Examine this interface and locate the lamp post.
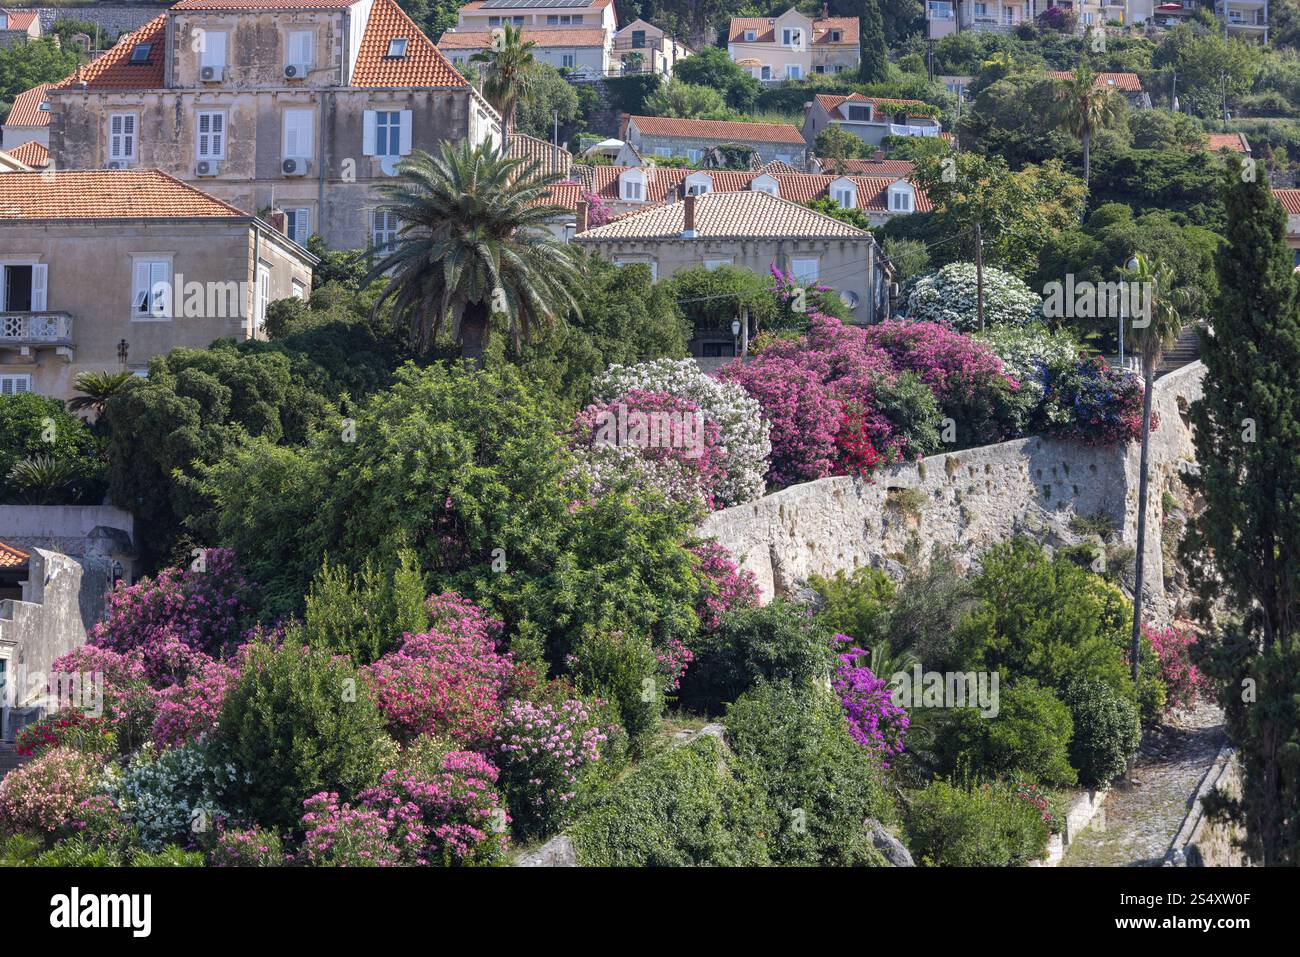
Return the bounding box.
[730,318,741,357]
[116,339,129,366]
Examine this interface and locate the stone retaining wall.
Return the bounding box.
[698,362,1206,623]
[30,5,165,35]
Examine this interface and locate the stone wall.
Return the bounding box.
[0,549,90,718]
[34,6,167,36]
[698,362,1206,623]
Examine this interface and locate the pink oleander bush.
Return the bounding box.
[366,592,515,746]
[656,637,695,693]
[151,657,241,749]
[298,791,401,867]
[68,794,131,847]
[690,541,759,633]
[47,645,155,752]
[355,751,511,866]
[493,697,612,840]
[0,747,101,837]
[570,388,726,511]
[831,635,909,765]
[89,548,255,660]
[1146,623,1210,711]
[213,825,284,867]
[15,711,115,759]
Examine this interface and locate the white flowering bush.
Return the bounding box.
[906,263,1042,331]
[589,359,771,506]
[977,325,1081,404]
[107,742,241,851]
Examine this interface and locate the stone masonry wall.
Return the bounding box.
[698,362,1206,623]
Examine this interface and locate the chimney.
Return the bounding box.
[576,200,588,234]
[822,2,829,19]
[682,193,697,238]
[267,208,287,235]
[872,149,885,163]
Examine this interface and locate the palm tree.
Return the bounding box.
[1053,64,1123,189]
[369,140,582,361]
[470,24,538,139]
[1123,253,1190,683]
[68,369,135,417]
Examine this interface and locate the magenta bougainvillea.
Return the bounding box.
[1145,623,1210,712]
[690,541,759,633]
[366,592,515,746]
[831,635,909,765]
[89,548,254,659]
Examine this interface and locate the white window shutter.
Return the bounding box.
[203,31,226,68]
[31,264,47,311]
[211,113,224,155]
[297,31,314,65]
[133,261,150,312]
[362,110,377,156]
[399,110,412,155]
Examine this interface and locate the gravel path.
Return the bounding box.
[1063,701,1225,867]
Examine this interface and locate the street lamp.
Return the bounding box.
[730,318,741,357]
[116,339,129,366]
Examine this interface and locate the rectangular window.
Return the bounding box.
[744,30,756,41]
[109,113,136,162]
[0,373,32,395]
[686,148,703,163]
[562,54,575,68]
[282,108,313,159]
[285,207,310,245]
[654,147,671,157]
[791,258,819,283]
[631,30,645,48]
[132,258,172,319]
[782,28,802,46]
[200,31,227,69]
[196,110,225,159]
[623,180,643,201]
[847,104,872,122]
[255,264,271,334]
[974,2,988,14]
[292,279,307,299]
[0,263,44,312]
[832,187,855,208]
[363,109,412,157]
[786,64,802,80]
[288,30,314,67]
[760,65,772,80]
[372,209,399,250]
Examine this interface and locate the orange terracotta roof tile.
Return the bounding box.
[4,82,52,128]
[627,115,805,145]
[1047,70,1143,93]
[6,140,48,168]
[353,0,466,87]
[1207,132,1249,153]
[51,15,166,91]
[1,10,39,30]
[834,157,916,176]
[537,181,582,212]
[728,16,859,44]
[0,170,250,219]
[0,541,29,568]
[575,190,870,241]
[759,159,804,175]
[508,132,572,177]
[815,92,931,121]
[1276,188,1300,216]
[459,0,612,10]
[438,26,607,49]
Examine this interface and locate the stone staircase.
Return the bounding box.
[1155,325,1202,378]
[0,742,30,780]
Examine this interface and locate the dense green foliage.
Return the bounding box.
[0,394,105,505]
[903,779,1050,866]
[1061,677,1142,788]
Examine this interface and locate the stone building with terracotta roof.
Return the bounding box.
[574,190,890,337]
[0,170,315,400]
[1,81,52,151]
[802,92,942,149]
[0,8,40,49]
[621,114,808,167]
[4,140,47,169]
[727,7,859,81]
[1277,188,1300,267]
[47,0,502,250]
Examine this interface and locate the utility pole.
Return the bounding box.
[741,306,750,358]
[974,223,985,331]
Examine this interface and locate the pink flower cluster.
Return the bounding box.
[1145,623,1211,712]
[298,791,402,867]
[214,825,284,866]
[69,794,129,846]
[366,592,515,746]
[656,638,695,692]
[831,635,909,765]
[354,751,511,866]
[151,657,240,749]
[0,747,100,836]
[860,320,1019,405]
[690,541,760,633]
[89,549,253,660]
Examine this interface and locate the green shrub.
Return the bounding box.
[0,393,106,505]
[569,735,770,866]
[570,628,663,755]
[0,832,43,865]
[32,838,120,867]
[809,567,895,646]
[903,779,1050,866]
[301,549,430,663]
[1061,677,1141,788]
[213,639,397,830]
[931,681,1077,788]
[681,601,834,713]
[725,682,895,865]
[886,548,979,672]
[130,846,205,866]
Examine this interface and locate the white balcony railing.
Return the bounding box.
[0,312,74,347]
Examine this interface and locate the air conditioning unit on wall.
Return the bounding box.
[282,157,309,176]
[197,159,220,176]
[284,63,308,79]
[200,65,224,82]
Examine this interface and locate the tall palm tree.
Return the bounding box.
[1053,64,1123,189]
[369,140,582,361]
[1124,253,1190,682]
[470,24,539,139]
[68,369,135,418]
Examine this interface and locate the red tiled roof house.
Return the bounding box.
[802,92,942,149]
[622,114,808,167]
[727,7,859,81]
[47,0,502,250]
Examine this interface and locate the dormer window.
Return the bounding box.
[829,30,842,42]
[744,30,757,41]
[38,101,49,112]
[620,168,646,202]
[684,172,712,196]
[129,43,153,65]
[888,181,915,213]
[846,104,872,122]
[782,28,802,47]
[387,38,408,59]
[830,178,857,209]
[750,174,779,196]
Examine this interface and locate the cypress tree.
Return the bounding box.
[858,0,888,84]
[1183,161,1300,864]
